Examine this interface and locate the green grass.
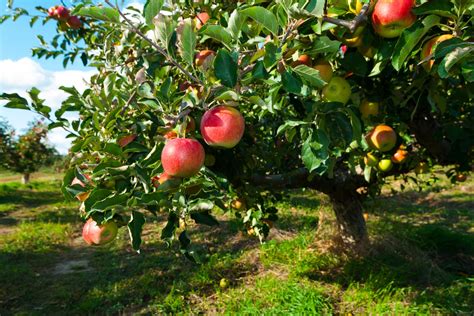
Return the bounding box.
[0,171,473,314]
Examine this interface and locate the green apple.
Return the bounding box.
[322,76,352,105]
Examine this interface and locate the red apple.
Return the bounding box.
[420,34,454,71]
[195,12,210,30]
[152,172,174,188]
[200,105,245,148]
[372,0,416,38]
[47,6,57,18]
[82,218,118,246]
[366,124,397,152]
[195,50,215,67]
[391,148,408,164]
[161,138,205,177]
[292,54,312,67]
[55,6,70,21]
[66,16,82,30]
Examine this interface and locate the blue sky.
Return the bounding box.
[0,0,141,153]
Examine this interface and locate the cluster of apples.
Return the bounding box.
[47,5,82,30]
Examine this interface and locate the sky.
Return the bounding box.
[0,0,142,154]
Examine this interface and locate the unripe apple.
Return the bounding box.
[195,12,210,30]
[292,54,312,67]
[359,99,379,119]
[55,6,70,21]
[200,105,245,148]
[378,159,393,172]
[322,77,352,105]
[313,59,333,83]
[364,153,379,167]
[391,148,408,164]
[372,0,416,38]
[82,218,118,246]
[366,124,397,152]
[161,138,205,177]
[195,50,215,67]
[420,34,454,71]
[66,16,82,30]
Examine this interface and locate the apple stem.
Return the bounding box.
[104,0,203,86]
[322,3,370,34]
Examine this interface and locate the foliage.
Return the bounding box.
[0,118,58,177]
[0,0,473,254]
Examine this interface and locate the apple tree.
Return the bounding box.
[1,0,473,256]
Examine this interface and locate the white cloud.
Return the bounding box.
[0,58,96,154]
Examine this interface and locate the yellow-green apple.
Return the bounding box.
[66,16,82,30]
[313,59,333,83]
[364,153,379,167]
[322,76,352,104]
[195,50,215,67]
[292,54,312,67]
[366,124,397,152]
[161,138,205,177]
[195,12,210,30]
[414,162,429,174]
[378,159,393,172]
[420,34,454,71]
[371,0,416,38]
[82,218,118,246]
[152,172,174,188]
[200,105,245,148]
[359,99,379,119]
[391,148,408,164]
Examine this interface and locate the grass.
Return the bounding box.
[0,170,473,315]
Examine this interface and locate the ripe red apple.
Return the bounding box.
[420,34,454,71]
[456,174,467,182]
[82,218,118,246]
[200,105,245,148]
[292,54,312,67]
[195,50,215,67]
[391,148,408,164]
[366,124,397,152]
[161,138,205,177]
[359,100,379,119]
[313,59,333,83]
[195,12,210,30]
[47,6,57,18]
[55,6,70,21]
[322,76,352,104]
[152,172,174,188]
[372,0,416,38]
[66,16,82,30]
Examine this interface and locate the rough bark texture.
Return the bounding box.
[22,173,30,184]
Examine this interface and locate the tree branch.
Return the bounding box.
[322,3,370,34]
[104,0,202,85]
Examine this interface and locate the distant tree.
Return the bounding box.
[0,119,58,184]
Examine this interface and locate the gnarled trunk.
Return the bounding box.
[329,191,368,248]
[22,173,30,184]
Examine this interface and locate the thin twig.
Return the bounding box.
[322,3,370,33]
[120,89,137,116]
[104,0,202,85]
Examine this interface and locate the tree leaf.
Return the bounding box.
[438,46,474,78]
[144,0,164,26]
[178,19,196,66]
[128,211,145,251]
[227,9,244,40]
[301,130,330,173]
[77,7,119,23]
[0,93,29,110]
[292,64,327,88]
[153,13,176,49]
[241,6,279,36]
[412,0,455,18]
[305,0,325,17]
[202,25,233,49]
[391,15,440,71]
[191,211,219,226]
[214,50,238,88]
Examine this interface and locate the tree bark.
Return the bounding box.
[22,173,30,184]
[329,192,368,248]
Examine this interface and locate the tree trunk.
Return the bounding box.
[329,192,368,248]
[22,173,30,184]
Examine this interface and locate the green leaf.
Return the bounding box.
[144,0,164,26]
[77,7,119,23]
[91,193,129,212]
[154,13,176,49]
[104,143,123,156]
[161,213,178,241]
[282,70,303,94]
[341,52,368,76]
[412,0,455,18]
[301,130,330,173]
[292,64,327,88]
[0,92,30,110]
[309,36,341,54]
[202,25,233,49]
[128,211,145,251]
[214,50,238,88]
[306,0,325,17]
[392,15,440,71]
[438,46,474,78]
[364,165,372,182]
[191,211,219,226]
[227,9,244,40]
[241,6,279,36]
[178,19,196,66]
